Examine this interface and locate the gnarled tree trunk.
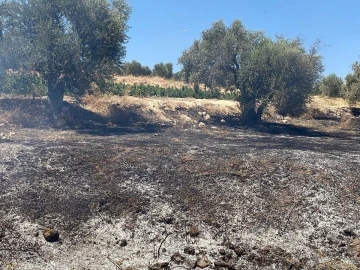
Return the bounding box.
[48,80,65,118]
[241,101,265,125]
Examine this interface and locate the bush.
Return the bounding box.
[318,74,343,97]
[103,82,126,96]
[0,72,47,96]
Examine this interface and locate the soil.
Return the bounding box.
[0,96,360,270]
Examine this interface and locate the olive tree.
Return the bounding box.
[152,62,173,79]
[343,62,360,104]
[178,20,323,123]
[318,73,343,97]
[122,60,152,76]
[0,0,131,115]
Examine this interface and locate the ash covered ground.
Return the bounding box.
[1,99,360,269]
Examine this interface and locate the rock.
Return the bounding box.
[220,119,226,124]
[196,255,212,269]
[148,262,169,270]
[34,231,39,237]
[198,122,206,127]
[189,225,200,237]
[120,239,127,247]
[219,248,226,255]
[184,246,196,255]
[171,252,185,264]
[43,228,59,242]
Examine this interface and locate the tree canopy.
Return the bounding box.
[343,62,360,104]
[0,0,131,114]
[178,20,323,123]
[317,74,343,97]
[122,60,152,76]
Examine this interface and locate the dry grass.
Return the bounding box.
[113,75,192,89]
[81,95,240,125]
[310,95,360,110]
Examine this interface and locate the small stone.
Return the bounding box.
[198,122,206,127]
[120,239,127,247]
[184,246,195,255]
[220,119,226,124]
[171,252,185,264]
[196,255,212,269]
[34,231,39,237]
[219,248,226,255]
[43,228,59,242]
[189,225,200,237]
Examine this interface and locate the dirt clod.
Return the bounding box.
[43,228,59,242]
[189,225,200,237]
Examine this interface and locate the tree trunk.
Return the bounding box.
[48,80,65,117]
[241,101,263,125]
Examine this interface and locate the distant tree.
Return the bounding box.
[343,62,360,104]
[122,60,151,76]
[318,74,343,97]
[152,62,173,79]
[178,20,323,123]
[0,0,131,115]
[173,70,184,81]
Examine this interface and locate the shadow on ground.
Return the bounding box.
[211,114,347,138]
[0,98,170,136]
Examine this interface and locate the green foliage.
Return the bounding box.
[105,82,237,100]
[318,74,343,97]
[173,71,184,81]
[0,72,47,96]
[343,62,360,104]
[122,60,152,76]
[152,62,173,79]
[178,20,323,122]
[0,0,131,113]
[103,81,126,96]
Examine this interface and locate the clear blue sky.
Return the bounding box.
[124,0,360,79]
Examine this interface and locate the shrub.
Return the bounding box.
[0,72,47,97]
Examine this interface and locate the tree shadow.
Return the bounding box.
[211,114,348,138]
[0,98,170,136]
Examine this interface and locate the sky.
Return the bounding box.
[124,0,360,79]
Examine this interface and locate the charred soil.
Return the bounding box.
[0,96,360,269]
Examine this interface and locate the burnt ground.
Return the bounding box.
[1,99,360,269]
